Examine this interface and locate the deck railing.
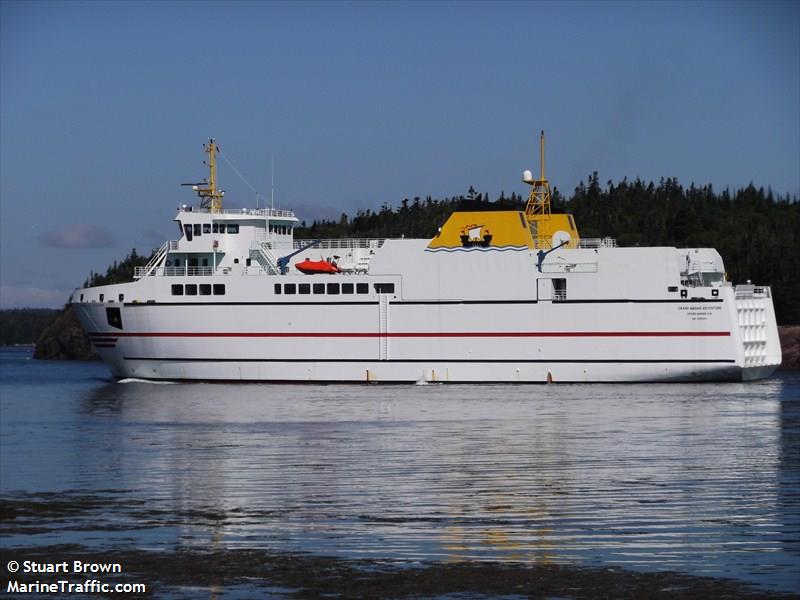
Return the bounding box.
[577,237,617,248]
[294,238,386,250]
[179,207,296,218]
[134,266,233,277]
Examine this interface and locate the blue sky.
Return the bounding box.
[1,0,798,308]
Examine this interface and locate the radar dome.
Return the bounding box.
[552,230,571,247]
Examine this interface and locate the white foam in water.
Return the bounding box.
[117,378,175,385]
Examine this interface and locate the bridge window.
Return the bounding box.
[313,283,325,294]
[284,283,296,295]
[203,224,211,234]
[212,224,219,233]
[356,283,369,294]
[213,284,225,295]
[374,283,394,294]
[185,284,197,296]
[219,224,226,234]
[327,283,340,295]
[299,283,311,295]
[199,284,212,296]
[274,283,281,294]
[342,283,354,294]
[228,224,239,234]
[171,284,183,295]
[193,224,201,236]
[184,224,192,241]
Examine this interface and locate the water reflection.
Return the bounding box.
[2,366,799,592]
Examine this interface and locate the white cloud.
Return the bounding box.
[38,224,116,249]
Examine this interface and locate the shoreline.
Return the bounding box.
[0,544,791,599]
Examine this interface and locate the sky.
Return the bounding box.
[1,0,798,308]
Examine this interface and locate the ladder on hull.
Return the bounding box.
[379,295,389,360]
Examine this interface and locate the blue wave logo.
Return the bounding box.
[425,245,529,253]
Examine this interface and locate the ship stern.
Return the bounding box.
[731,284,782,381]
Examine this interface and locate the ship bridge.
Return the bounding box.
[135,140,301,278]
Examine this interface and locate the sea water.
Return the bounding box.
[1,346,798,593]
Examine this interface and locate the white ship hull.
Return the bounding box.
[72,265,781,383]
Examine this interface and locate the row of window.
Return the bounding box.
[167,282,396,297]
[275,282,395,296]
[183,223,239,241]
[171,284,226,296]
[82,293,124,303]
[166,258,210,267]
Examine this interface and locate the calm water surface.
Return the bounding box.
[1,347,798,593]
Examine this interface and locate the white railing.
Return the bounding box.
[294,238,386,250]
[735,285,770,299]
[687,260,718,273]
[134,241,170,279]
[531,237,616,250]
[134,266,233,277]
[250,241,280,275]
[179,207,296,218]
[577,237,617,248]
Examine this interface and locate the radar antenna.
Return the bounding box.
[181,139,224,213]
[523,130,551,223]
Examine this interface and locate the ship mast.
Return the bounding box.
[523,130,551,224]
[184,139,224,213]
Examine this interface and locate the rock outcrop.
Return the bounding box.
[778,325,800,370]
[33,305,98,360]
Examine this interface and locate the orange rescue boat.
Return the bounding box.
[295,258,340,274]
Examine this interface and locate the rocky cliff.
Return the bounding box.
[33,305,98,360]
[778,325,800,370]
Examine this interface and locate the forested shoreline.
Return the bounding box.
[0,309,59,346]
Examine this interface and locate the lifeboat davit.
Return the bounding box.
[295,259,340,274]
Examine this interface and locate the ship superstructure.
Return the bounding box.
[71,138,781,382]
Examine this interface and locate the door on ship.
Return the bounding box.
[537,278,552,301]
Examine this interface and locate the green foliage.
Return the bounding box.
[0,309,59,345]
[83,248,153,288]
[296,180,799,324]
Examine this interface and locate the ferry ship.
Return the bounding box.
[71,137,782,382]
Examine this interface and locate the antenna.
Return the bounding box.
[271,155,275,212]
[523,130,551,223]
[182,139,224,213]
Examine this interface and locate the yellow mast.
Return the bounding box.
[524,130,551,222]
[192,139,224,213]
